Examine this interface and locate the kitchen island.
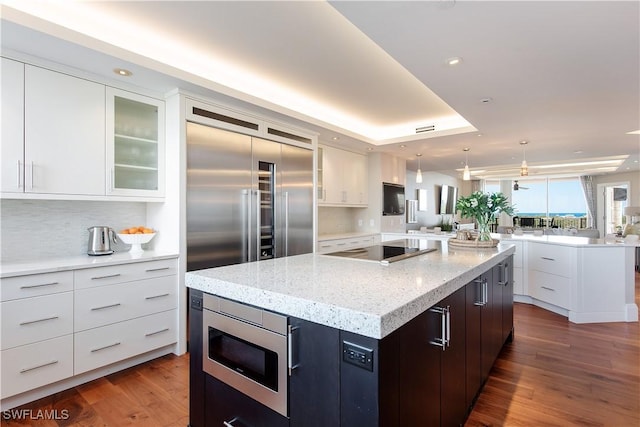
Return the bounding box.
[186,240,515,427]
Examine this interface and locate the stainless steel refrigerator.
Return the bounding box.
[186,122,313,271]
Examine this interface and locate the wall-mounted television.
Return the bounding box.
[382,182,405,216]
[439,184,458,215]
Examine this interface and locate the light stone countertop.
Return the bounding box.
[0,250,179,278]
[186,240,516,339]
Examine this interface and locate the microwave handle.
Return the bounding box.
[288,325,300,376]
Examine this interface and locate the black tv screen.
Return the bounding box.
[439,185,458,214]
[382,182,405,216]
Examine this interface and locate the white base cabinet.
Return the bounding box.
[0,257,178,406]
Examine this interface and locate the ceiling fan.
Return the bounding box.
[513,180,529,191]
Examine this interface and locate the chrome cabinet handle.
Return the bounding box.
[91,342,121,353]
[541,256,555,261]
[17,159,22,189]
[20,281,59,289]
[223,417,239,427]
[541,286,555,291]
[288,325,300,376]
[429,306,448,350]
[91,303,121,311]
[29,161,34,189]
[145,267,170,272]
[20,315,59,326]
[145,328,169,337]
[91,273,121,280]
[473,278,485,306]
[145,293,169,300]
[20,360,58,374]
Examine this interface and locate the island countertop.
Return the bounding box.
[186,240,515,339]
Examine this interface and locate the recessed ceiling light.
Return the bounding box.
[332,136,340,141]
[367,147,374,151]
[113,68,132,77]
[400,144,407,148]
[573,150,584,154]
[477,133,483,137]
[446,56,462,66]
[480,97,493,104]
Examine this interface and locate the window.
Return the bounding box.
[510,177,588,228]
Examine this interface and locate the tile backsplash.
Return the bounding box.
[1,200,146,263]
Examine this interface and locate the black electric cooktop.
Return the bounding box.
[324,239,437,265]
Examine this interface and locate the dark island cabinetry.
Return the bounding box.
[189,255,514,427]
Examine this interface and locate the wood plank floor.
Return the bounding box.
[3,274,639,427]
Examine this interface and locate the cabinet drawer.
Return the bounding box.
[74,309,176,374]
[529,270,571,309]
[74,258,177,289]
[528,243,573,277]
[1,334,73,399]
[75,275,176,331]
[0,271,73,301]
[1,292,73,350]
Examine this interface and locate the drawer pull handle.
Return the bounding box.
[145,267,170,272]
[145,328,169,337]
[145,293,170,300]
[91,303,121,311]
[91,273,121,280]
[91,342,121,353]
[20,360,59,374]
[20,281,59,289]
[223,417,239,427]
[541,257,555,261]
[20,315,59,326]
[541,286,555,291]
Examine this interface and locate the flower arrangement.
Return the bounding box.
[455,192,515,241]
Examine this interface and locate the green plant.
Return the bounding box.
[455,191,515,223]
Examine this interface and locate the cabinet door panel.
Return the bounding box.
[398,309,441,426]
[440,287,467,427]
[289,317,340,426]
[25,65,105,195]
[1,58,24,193]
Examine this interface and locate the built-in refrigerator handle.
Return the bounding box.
[284,191,289,257]
[255,189,261,261]
[243,189,251,263]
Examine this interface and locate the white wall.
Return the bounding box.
[594,170,640,206]
[405,170,462,230]
[0,200,146,262]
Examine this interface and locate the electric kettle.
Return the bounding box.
[87,226,117,256]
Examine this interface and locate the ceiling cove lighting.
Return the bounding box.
[519,140,529,176]
[416,154,423,184]
[462,147,471,181]
[113,68,132,77]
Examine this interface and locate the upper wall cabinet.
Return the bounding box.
[106,88,165,197]
[23,65,106,196]
[1,58,24,193]
[380,154,406,185]
[319,145,368,207]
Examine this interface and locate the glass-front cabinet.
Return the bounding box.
[106,87,165,197]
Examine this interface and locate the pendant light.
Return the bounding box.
[519,140,529,176]
[462,147,471,181]
[416,154,423,183]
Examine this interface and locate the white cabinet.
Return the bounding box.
[317,234,377,253]
[0,271,74,399]
[24,65,105,195]
[527,242,575,310]
[0,257,178,400]
[1,58,25,193]
[319,145,368,206]
[106,87,165,197]
[380,153,406,185]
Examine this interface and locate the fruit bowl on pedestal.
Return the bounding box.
[117,232,156,253]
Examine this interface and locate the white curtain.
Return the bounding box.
[580,176,597,229]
